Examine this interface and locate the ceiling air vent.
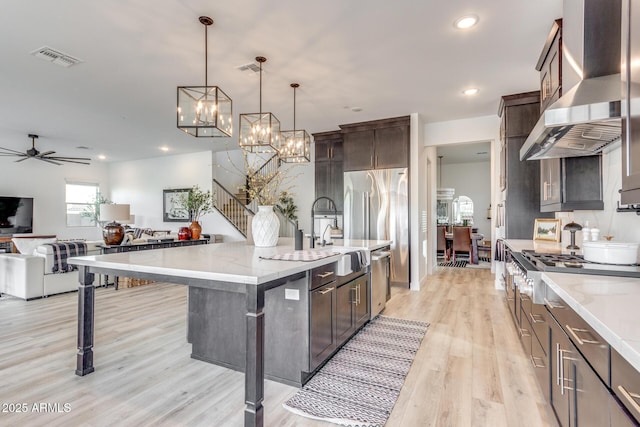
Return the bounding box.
[30,46,83,68]
[236,62,261,73]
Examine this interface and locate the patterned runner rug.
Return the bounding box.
[283,315,429,427]
[437,260,468,268]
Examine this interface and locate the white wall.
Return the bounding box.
[109,151,245,242]
[0,159,110,240]
[556,145,640,247]
[441,161,491,236]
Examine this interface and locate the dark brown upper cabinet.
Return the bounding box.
[536,19,562,113]
[340,116,410,171]
[313,130,344,213]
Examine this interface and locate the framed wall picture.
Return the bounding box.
[533,218,561,242]
[163,188,189,222]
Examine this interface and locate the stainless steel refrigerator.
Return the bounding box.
[343,168,409,286]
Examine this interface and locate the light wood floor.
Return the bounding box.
[0,267,555,426]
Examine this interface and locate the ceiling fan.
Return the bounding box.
[0,134,91,165]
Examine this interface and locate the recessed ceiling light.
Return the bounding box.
[351,107,363,112]
[160,146,169,152]
[98,154,106,160]
[462,88,479,96]
[454,15,479,29]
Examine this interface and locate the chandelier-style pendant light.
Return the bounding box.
[238,56,281,153]
[177,16,232,137]
[279,83,311,163]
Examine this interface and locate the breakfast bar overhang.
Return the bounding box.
[69,241,344,427]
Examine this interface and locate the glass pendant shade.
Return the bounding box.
[239,112,281,153]
[176,16,232,138]
[239,56,280,153]
[177,86,232,137]
[279,83,310,163]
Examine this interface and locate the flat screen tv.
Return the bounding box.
[0,196,33,235]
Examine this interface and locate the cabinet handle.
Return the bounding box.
[318,287,334,295]
[558,344,565,395]
[351,286,357,304]
[529,312,545,324]
[618,385,640,414]
[356,284,361,305]
[316,271,334,278]
[565,325,600,345]
[531,355,546,369]
[519,327,531,338]
[543,181,548,200]
[544,298,565,310]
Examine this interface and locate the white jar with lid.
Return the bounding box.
[591,228,600,241]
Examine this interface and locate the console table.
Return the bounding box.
[100,239,208,289]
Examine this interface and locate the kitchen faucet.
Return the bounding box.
[310,196,338,249]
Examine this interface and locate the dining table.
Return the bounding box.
[445,232,484,264]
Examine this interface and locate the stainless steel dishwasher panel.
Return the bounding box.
[371,247,391,317]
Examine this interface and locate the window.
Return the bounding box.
[66,182,100,227]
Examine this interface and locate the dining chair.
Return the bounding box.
[437,226,449,261]
[452,226,472,262]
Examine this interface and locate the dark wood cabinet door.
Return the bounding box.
[374,126,409,169]
[343,130,374,171]
[540,158,561,207]
[315,140,331,162]
[353,275,369,327]
[540,156,604,212]
[335,283,354,343]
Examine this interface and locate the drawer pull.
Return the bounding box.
[565,325,600,346]
[316,271,334,278]
[544,298,565,309]
[531,355,546,369]
[318,287,334,295]
[529,313,545,324]
[618,385,640,414]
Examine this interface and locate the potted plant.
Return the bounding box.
[173,185,213,239]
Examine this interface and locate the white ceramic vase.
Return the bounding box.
[252,205,280,247]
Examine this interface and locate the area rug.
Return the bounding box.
[437,260,468,268]
[283,315,429,427]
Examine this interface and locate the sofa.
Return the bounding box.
[0,240,102,300]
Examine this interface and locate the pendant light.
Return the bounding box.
[437,155,455,200]
[238,56,281,153]
[279,83,310,163]
[177,16,233,138]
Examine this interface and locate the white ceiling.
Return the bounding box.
[437,141,491,164]
[0,0,562,164]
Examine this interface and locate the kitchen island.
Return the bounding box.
[68,238,390,427]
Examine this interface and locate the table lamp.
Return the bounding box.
[100,204,130,245]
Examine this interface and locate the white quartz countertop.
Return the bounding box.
[69,238,391,286]
[504,239,583,255]
[542,271,640,373]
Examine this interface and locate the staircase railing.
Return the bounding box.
[244,154,281,203]
[212,179,254,237]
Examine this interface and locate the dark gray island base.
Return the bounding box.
[188,264,370,387]
[68,241,359,427]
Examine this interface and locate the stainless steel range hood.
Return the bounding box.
[520,0,622,161]
[520,74,621,160]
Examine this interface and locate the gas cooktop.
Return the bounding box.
[520,249,640,278]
